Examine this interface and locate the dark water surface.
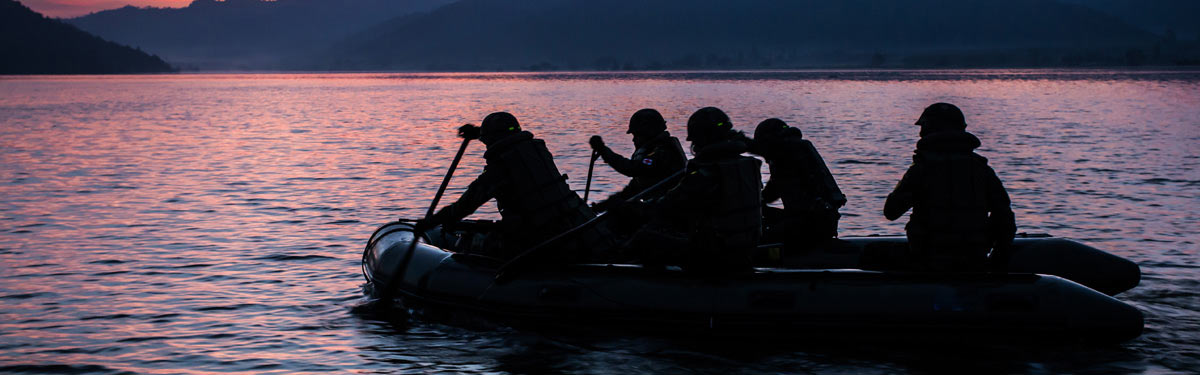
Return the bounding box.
[1,71,1197,374]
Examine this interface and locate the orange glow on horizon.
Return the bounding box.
[23,0,192,18]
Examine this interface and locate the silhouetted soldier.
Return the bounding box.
[625,107,762,273]
[423,112,600,262]
[749,118,846,250]
[884,103,1016,271]
[588,108,687,233]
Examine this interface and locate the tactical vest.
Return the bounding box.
[907,151,994,248]
[630,134,687,199]
[486,135,594,248]
[694,156,763,251]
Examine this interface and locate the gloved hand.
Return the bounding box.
[588,135,606,152]
[458,124,480,140]
[415,207,454,233]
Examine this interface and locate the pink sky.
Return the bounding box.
[22,0,191,18]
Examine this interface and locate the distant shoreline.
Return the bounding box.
[5,67,1200,78]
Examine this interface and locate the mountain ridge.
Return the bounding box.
[60,0,1200,71]
[322,0,1180,71]
[67,0,454,70]
[1,0,174,74]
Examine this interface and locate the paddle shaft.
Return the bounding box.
[495,168,686,281]
[394,136,472,289]
[425,137,472,219]
[582,151,599,203]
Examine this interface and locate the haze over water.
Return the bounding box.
[0,71,1197,374]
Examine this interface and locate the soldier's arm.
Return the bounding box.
[883,165,919,221]
[428,168,499,225]
[597,146,654,177]
[596,149,686,211]
[605,157,687,207]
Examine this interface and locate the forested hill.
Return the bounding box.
[322,0,1183,71]
[67,0,455,70]
[0,0,173,74]
[1058,0,1200,38]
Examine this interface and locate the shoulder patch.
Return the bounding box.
[641,158,654,166]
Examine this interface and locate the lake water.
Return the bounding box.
[0,71,1197,374]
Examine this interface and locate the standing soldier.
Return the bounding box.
[749,118,846,250]
[588,108,688,233]
[884,103,1016,271]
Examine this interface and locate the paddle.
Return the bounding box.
[493,167,687,284]
[392,124,475,287]
[424,136,473,220]
[582,150,599,203]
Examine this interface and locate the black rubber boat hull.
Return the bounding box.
[782,234,1140,296]
[367,220,1141,296]
[363,222,1143,342]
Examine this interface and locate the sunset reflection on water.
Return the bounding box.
[0,71,1197,373]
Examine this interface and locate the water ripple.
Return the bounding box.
[0,72,1196,374]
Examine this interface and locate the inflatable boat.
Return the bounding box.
[362,220,1143,342]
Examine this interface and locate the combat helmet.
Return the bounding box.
[753,118,800,140]
[915,102,967,134]
[627,108,667,136]
[480,112,522,144]
[686,107,734,145]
